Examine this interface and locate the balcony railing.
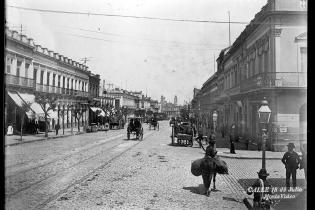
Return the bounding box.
[240,72,307,91]
[5,74,34,88]
[35,84,89,97]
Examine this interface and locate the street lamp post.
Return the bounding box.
[258,97,271,170]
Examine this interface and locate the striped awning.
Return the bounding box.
[7,91,24,107]
[90,107,106,117]
[17,93,45,119]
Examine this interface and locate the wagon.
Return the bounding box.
[127,117,144,140]
[149,118,159,130]
[171,121,194,146]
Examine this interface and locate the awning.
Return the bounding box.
[48,109,58,119]
[8,91,36,119]
[90,107,106,117]
[17,92,45,119]
[8,91,24,107]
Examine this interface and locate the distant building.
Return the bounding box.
[5,27,91,133]
[174,95,178,106]
[191,0,307,151]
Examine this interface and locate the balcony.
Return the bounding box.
[36,84,55,93]
[6,74,34,89]
[240,72,307,92]
[30,82,90,97]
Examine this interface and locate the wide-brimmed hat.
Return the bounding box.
[257,168,269,177]
[287,143,295,148]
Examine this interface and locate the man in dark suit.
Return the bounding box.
[282,143,301,188]
[230,124,236,154]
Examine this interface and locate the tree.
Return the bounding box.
[59,106,66,135]
[20,102,32,141]
[73,105,84,132]
[35,93,58,137]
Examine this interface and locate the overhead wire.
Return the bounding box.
[55,24,228,47]
[60,32,224,52]
[8,5,254,25]
[6,21,228,49]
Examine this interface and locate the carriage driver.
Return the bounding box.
[134,118,141,128]
[129,119,135,130]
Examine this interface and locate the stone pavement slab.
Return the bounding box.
[216,148,290,160]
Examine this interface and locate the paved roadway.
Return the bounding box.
[5,121,305,210]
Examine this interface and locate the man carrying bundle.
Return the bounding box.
[191,135,228,196]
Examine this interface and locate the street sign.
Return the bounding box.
[279,126,287,133]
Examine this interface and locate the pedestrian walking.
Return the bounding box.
[281,143,301,189]
[230,124,236,154]
[7,124,14,135]
[35,121,39,134]
[247,169,273,209]
[55,123,60,135]
[201,143,218,196]
[208,131,216,150]
[221,125,225,138]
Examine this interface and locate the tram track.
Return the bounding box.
[6,133,124,177]
[5,130,156,210]
[6,134,124,197]
[5,130,123,170]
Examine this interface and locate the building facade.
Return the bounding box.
[192,0,307,151]
[5,27,91,134]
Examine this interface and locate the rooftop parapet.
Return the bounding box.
[6,27,92,73]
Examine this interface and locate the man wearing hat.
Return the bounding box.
[281,143,301,188]
[247,169,273,209]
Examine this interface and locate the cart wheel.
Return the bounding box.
[189,138,193,147]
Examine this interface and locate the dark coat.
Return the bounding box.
[282,151,301,170]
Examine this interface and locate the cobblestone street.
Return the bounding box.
[43,121,305,210]
[5,1,307,209]
[5,121,306,210]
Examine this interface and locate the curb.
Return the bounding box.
[243,198,253,209]
[5,132,85,147]
[218,154,282,160]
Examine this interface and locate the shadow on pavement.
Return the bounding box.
[223,196,244,203]
[123,138,140,141]
[183,184,204,195]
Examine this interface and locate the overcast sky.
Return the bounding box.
[6,0,267,105]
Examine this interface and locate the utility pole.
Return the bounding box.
[80,57,92,65]
[228,11,231,47]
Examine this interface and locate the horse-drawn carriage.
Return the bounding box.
[149,118,159,130]
[127,117,144,140]
[109,115,124,129]
[171,121,195,146]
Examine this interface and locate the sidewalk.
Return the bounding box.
[213,134,302,159]
[216,148,287,160]
[5,127,85,147]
